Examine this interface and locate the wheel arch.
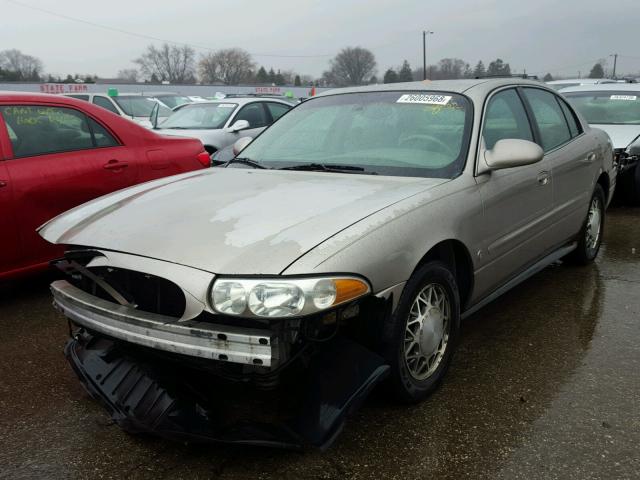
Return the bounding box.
[412,239,475,310]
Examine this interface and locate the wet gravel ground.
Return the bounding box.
[1,208,639,480]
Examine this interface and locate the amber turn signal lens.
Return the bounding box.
[333,278,370,305]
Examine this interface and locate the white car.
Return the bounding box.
[563,83,640,203]
[64,93,190,127]
[546,78,619,91]
[155,97,292,155]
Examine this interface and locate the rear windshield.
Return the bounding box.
[239,91,473,178]
[156,95,191,108]
[112,96,158,117]
[564,91,640,125]
[160,103,238,130]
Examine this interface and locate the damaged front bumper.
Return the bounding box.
[53,279,390,449]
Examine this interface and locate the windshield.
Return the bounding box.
[112,96,159,117]
[564,91,640,125]
[156,95,191,108]
[239,91,472,178]
[160,103,238,130]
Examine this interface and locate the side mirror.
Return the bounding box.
[150,102,160,129]
[485,139,544,170]
[233,137,253,155]
[626,138,640,157]
[226,119,250,133]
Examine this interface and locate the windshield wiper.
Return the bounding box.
[226,157,267,169]
[279,163,376,174]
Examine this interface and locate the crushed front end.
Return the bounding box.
[51,249,391,449]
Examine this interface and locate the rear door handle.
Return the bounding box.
[0,180,7,188]
[537,171,551,186]
[584,152,597,163]
[103,160,128,170]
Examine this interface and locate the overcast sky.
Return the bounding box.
[1,0,639,79]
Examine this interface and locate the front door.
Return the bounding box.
[0,161,21,275]
[473,88,555,301]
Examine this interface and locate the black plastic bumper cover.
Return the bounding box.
[64,333,389,450]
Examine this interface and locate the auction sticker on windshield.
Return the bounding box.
[218,103,237,108]
[397,94,452,105]
[610,95,637,101]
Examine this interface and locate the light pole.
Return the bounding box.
[610,53,618,79]
[423,30,434,80]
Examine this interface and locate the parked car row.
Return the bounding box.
[36,78,617,448]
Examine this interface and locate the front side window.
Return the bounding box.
[0,105,94,157]
[93,96,120,115]
[160,103,237,130]
[523,88,572,152]
[239,91,473,178]
[564,91,640,125]
[234,103,268,128]
[483,89,534,150]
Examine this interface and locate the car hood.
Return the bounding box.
[591,124,640,149]
[39,168,446,274]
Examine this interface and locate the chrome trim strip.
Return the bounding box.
[51,280,274,367]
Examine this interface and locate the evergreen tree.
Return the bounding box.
[397,60,413,82]
[473,61,486,77]
[589,63,604,79]
[268,68,276,83]
[256,66,269,83]
[294,75,301,86]
[383,68,398,84]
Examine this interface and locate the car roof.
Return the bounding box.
[0,91,93,103]
[179,97,291,107]
[560,83,640,94]
[547,79,617,85]
[317,78,545,98]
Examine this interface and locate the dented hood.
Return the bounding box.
[39,168,444,274]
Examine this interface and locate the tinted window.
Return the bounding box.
[0,106,93,157]
[483,89,534,150]
[558,99,581,137]
[89,118,119,147]
[93,96,120,115]
[239,91,473,178]
[523,88,572,151]
[235,103,268,128]
[266,102,290,122]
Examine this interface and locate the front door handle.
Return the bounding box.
[584,152,597,163]
[103,160,128,170]
[537,171,551,186]
[0,180,7,188]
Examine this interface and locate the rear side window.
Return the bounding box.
[483,89,534,150]
[67,95,90,101]
[523,88,572,151]
[93,96,120,115]
[89,118,119,147]
[558,99,582,138]
[266,102,290,122]
[0,105,100,158]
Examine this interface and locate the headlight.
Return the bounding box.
[210,276,370,318]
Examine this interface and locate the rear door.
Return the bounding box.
[521,87,595,243]
[0,104,138,266]
[474,88,555,300]
[0,123,22,273]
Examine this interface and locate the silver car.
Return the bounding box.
[41,78,615,448]
[156,97,292,154]
[562,83,640,203]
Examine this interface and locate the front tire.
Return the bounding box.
[383,261,461,403]
[567,184,605,265]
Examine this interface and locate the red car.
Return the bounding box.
[0,92,210,280]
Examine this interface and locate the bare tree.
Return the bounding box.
[198,48,254,85]
[0,49,43,80]
[117,68,139,82]
[134,43,196,83]
[325,47,376,86]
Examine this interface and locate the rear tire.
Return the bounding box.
[566,184,605,265]
[382,261,460,403]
